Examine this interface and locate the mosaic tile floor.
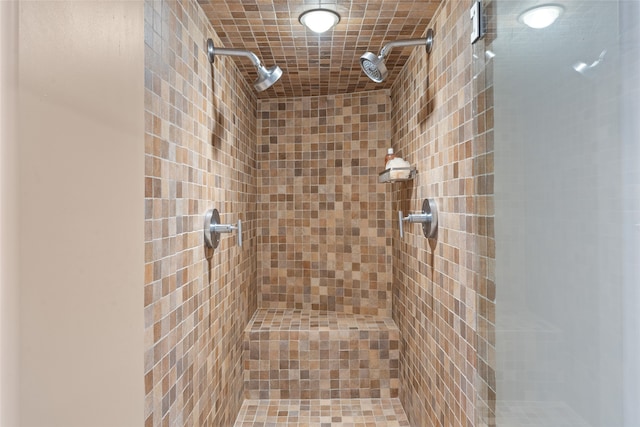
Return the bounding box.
[234,398,410,426]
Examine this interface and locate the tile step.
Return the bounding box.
[244,309,400,399]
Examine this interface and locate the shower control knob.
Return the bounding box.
[398,199,438,239]
[204,208,242,250]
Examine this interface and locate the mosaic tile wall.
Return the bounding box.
[144,0,257,425]
[388,0,494,425]
[256,91,393,317]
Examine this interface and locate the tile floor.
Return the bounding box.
[233,398,410,426]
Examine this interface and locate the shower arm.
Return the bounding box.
[378,30,434,60]
[207,42,263,68]
[380,39,423,59]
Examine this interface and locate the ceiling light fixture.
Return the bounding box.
[518,4,564,29]
[299,9,340,34]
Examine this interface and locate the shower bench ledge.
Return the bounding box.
[243,308,400,400]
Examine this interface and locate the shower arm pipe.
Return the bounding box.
[378,30,434,59]
[379,39,424,59]
[208,46,263,68]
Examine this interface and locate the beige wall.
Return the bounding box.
[10,1,145,426]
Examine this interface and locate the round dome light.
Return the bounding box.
[299,9,340,34]
[519,4,564,29]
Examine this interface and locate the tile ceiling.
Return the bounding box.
[199,0,442,99]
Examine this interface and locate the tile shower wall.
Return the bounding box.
[256,91,393,317]
[389,0,494,425]
[144,0,257,425]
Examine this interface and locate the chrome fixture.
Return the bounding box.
[204,208,242,250]
[360,29,434,83]
[518,4,564,29]
[299,8,340,33]
[399,199,438,239]
[207,39,282,91]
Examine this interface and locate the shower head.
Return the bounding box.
[360,28,434,83]
[360,52,388,83]
[207,38,283,92]
[254,65,283,92]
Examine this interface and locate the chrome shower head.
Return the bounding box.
[254,65,283,92]
[207,38,283,92]
[360,28,434,83]
[360,52,388,83]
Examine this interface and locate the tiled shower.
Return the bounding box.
[143,0,491,425]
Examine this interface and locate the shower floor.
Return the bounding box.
[233,398,410,426]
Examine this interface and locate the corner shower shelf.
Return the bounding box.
[378,167,417,183]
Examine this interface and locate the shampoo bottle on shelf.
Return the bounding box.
[384,148,396,169]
